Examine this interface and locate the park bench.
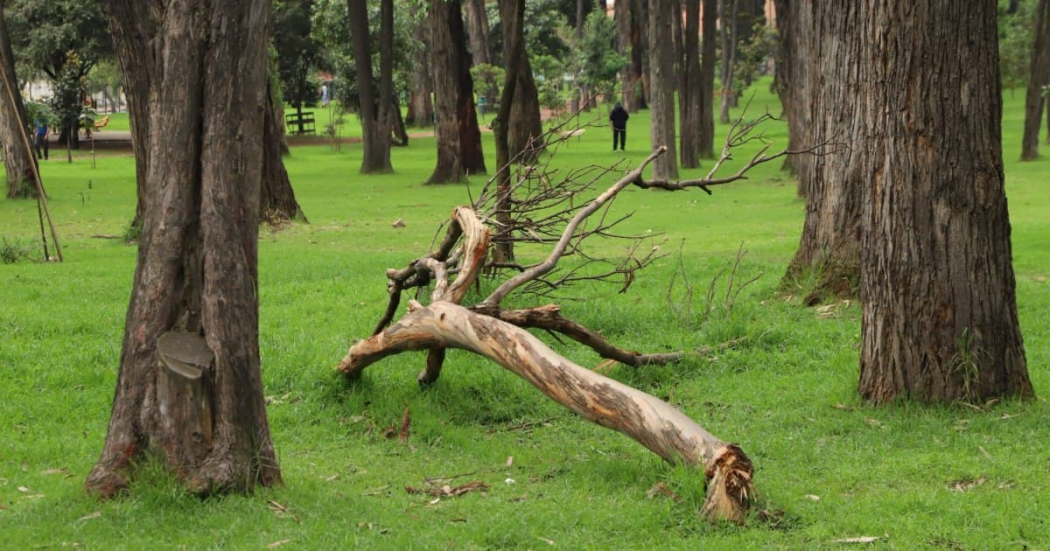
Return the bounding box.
[285,110,316,134]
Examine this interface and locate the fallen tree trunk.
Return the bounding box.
[340,300,754,522]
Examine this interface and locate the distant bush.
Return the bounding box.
[0,237,37,264]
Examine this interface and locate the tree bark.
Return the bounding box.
[427,0,485,184]
[858,0,1033,404]
[1021,0,1050,160]
[464,0,497,105]
[87,0,282,497]
[617,0,648,111]
[406,2,434,127]
[698,0,717,158]
[0,0,35,199]
[718,0,737,124]
[679,0,701,168]
[782,2,862,303]
[261,80,306,223]
[348,0,393,173]
[648,0,678,179]
[501,0,544,158]
[105,0,154,226]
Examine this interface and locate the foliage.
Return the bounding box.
[0,236,36,264]
[572,5,628,101]
[733,22,778,93]
[24,101,53,127]
[274,0,323,110]
[999,0,1036,90]
[470,63,506,97]
[86,60,121,110]
[531,54,570,114]
[45,51,88,135]
[487,0,570,63]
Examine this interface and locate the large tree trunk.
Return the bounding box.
[406,1,434,128]
[618,0,648,111]
[698,0,717,158]
[261,81,306,223]
[782,2,862,303]
[648,0,678,179]
[464,0,497,106]
[858,0,1033,404]
[1021,0,1050,160]
[427,0,485,184]
[501,0,544,157]
[679,0,701,168]
[0,0,36,199]
[87,0,282,497]
[493,0,524,263]
[349,0,393,173]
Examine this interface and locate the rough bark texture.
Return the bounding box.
[648,0,678,179]
[427,0,485,183]
[106,0,155,225]
[87,0,282,497]
[617,0,647,111]
[679,0,701,168]
[501,0,544,157]
[698,0,717,158]
[773,0,806,180]
[464,0,497,105]
[348,0,393,173]
[406,1,434,128]
[783,2,862,303]
[718,0,737,124]
[493,0,524,263]
[261,81,306,223]
[858,0,1033,404]
[1021,0,1050,160]
[0,0,35,199]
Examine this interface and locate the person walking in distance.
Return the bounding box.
[33,116,49,160]
[609,102,629,151]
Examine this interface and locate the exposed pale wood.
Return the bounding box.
[340,301,753,522]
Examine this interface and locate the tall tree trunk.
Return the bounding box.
[493,0,525,263]
[629,0,648,110]
[406,2,434,128]
[698,0,716,158]
[648,0,678,179]
[0,0,36,199]
[87,0,282,497]
[427,0,485,184]
[349,0,393,173]
[1021,0,1050,160]
[858,0,1033,404]
[616,0,633,107]
[718,0,738,124]
[502,0,544,157]
[782,2,862,303]
[464,0,497,105]
[261,81,306,223]
[679,0,701,168]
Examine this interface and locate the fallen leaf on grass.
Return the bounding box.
[505,456,514,467]
[997,480,1016,490]
[362,485,390,496]
[398,405,411,441]
[833,536,880,544]
[803,494,820,502]
[43,468,69,476]
[450,517,467,523]
[77,511,101,522]
[405,481,488,498]
[536,536,556,546]
[593,359,618,373]
[268,500,301,523]
[17,486,29,493]
[978,446,993,459]
[949,477,987,492]
[646,482,682,503]
[267,539,292,549]
[865,418,883,428]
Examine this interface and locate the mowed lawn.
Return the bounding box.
[1,85,1048,548]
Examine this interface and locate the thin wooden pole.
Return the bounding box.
[0,49,63,262]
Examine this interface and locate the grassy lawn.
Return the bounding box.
[1,83,1047,548]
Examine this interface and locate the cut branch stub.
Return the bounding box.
[339,301,754,522]
[156,331,215,469]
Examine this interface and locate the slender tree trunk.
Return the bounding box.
[718,0,738,124]
[680,0,701,168]
[0,0,36,199]
[493,0,525,263]
[630,0,648,110]
[502,0,544,157]
[87,0,281,497]
[349,0,393,173]
[648,0,678,179]
[406,2,434,128]
[782,2,862,303]
[261,81,305,223]
[464,0,497,105]
[773,0,816,193]
[427,0,485,183]
[858,0,1033,404]
[698,0,717,158]
[616,0,633,107]
[1021,0,1050,160]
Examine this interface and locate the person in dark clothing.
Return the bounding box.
[33,117,49,160]
[609,102,629,151]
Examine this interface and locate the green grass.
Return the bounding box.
[1,81,1048,548]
